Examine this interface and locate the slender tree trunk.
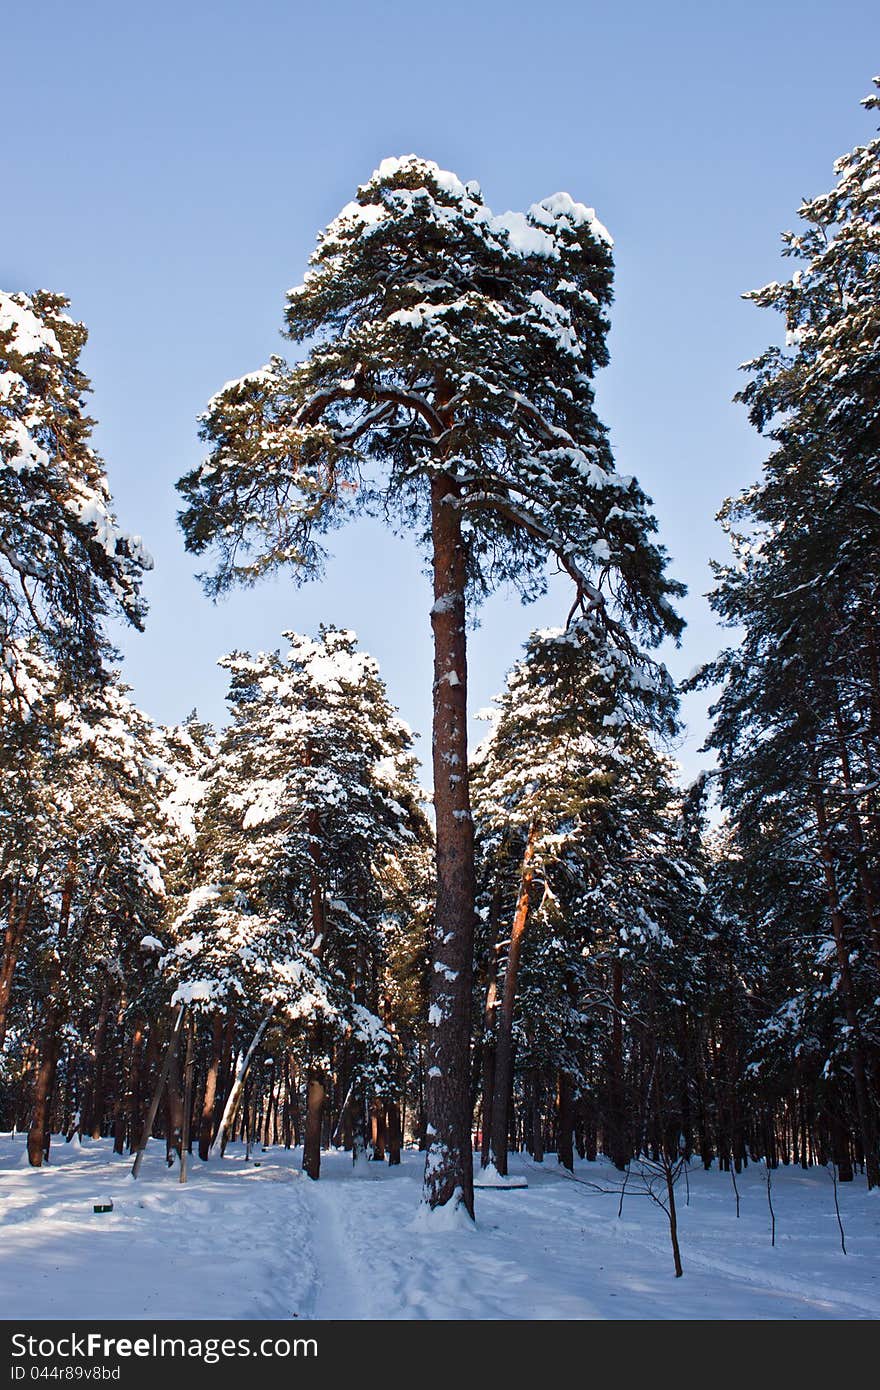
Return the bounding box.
[0,880,37,1052]
[488,823,538,1176]
[81,972,112,1138]
[422,472,476,1217]
[609,956,628,1169]
[179,1013,195,1183]
[262,1057,276,1149]
[369,1099,387,1160]
[127,1019,151,1154]
[199,1014,223,1160]
[301,810,329,1181]
[531,1072,545,1162]
[831,1104,855,1183]
[479,873,505,1167]
[666,1163,684,1277]
[217,1015,235,1111]
[480,984,497,1169]
[164,1025,184,1167]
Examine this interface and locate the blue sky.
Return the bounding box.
[4,1,879,783]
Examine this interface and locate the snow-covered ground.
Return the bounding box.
[1,1135,878,1320]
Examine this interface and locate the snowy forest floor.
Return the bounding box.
[1,1136,879,1320]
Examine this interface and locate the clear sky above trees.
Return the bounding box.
[4,0,878,782]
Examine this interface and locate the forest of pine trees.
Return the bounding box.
[2,84,880,1221]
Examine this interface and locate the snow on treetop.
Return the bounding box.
[365,155,612,245]
[374,155,469,195]
[531,192,612,246]
[205,365,277,411]
[307,153,612,273]
[0,291,63,358]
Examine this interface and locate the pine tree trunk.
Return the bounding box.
[422,472,476,1217]
[128,1018,153,1154]
[531,1073,545,1162]
[386,1100,402,1165]
[0,881,37,1052]
[830,693,880,976]
[164,1026,184,1167]
[81,973,112,1139]
[479,993,496,1168]
[609,956,628,1169]
[27,859,76,1167]
[831,1105,855,1183]
[27,1004,61,1167]
[301,813,328,1180]
[814,788,880,1188]
[262,1057,276,1148]
[199,1014,223,1160]
[369,1099,387,1160]
[179,1013,195,1182]
[488,823,538,1176]
[479,875,505,1167]
[558,1071,575,1173]
[217,1015,235,1110]
[303,1070,326,1180]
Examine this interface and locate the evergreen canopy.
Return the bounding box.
[178,156,683,649]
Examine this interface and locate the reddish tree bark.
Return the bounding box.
[0,877,40,1052]
[27,858,77,1167]
[369,1099,387,1160]
[303,1070,326,1180]
[422,473,476,1217]
[199,1014,224,1160]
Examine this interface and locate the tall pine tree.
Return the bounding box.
[177,157,683,1213]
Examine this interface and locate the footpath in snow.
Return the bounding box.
[1,1136,878,1320]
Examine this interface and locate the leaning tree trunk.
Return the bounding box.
[422,473,477,1218]
[488,823,538,1177]
[211,1008,274,1158]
